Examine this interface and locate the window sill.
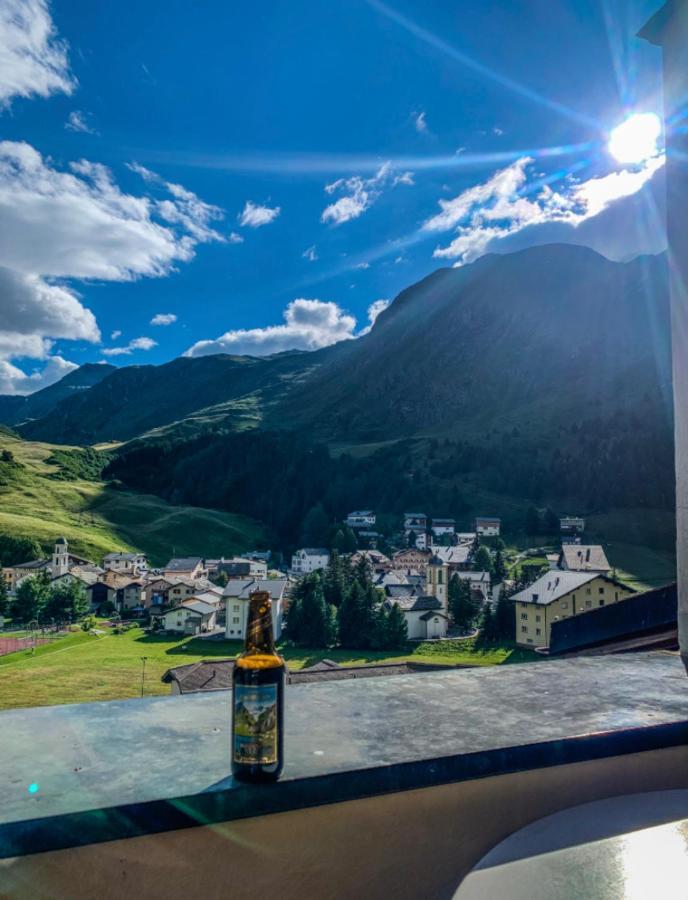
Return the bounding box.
[1,651,687,859]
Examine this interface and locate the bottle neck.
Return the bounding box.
[243,592,277,656]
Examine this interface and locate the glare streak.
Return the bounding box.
[364,0,600,129]
[138,142,596,177]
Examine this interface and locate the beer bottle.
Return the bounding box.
[231,590,285,782]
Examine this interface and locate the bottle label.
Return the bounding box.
[233,683,278,765]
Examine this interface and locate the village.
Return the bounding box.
[0,508,640,657]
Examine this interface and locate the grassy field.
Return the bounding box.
[0,625,535,710]
[0,433,267,565]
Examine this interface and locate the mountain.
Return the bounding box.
[15,352,317,444]
[6,244,675,551]
[0,363,116,429]
[277,244,672,442]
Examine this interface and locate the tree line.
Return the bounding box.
[0,570,89,625]
[286,554,408,650]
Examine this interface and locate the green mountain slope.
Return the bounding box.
[17,352,318,444]
[6,244,675,556]
[0,433,267,565]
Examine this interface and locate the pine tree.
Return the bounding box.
[493,549,507,584]
[290,574,336,647]
[449,575,478,629]
[299,503,330,548]
[473,545,494,576]
[494,587,515,642]
[337,580,367,648]
[385,603,408,649]
[479,602,496,643]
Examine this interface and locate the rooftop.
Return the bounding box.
[512,571,630,605]
[560,544,611,572]
[164,557,203,571]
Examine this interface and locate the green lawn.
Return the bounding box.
[0,626,535,711]
[0,434,267,565]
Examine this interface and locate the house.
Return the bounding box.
[431,518,455,537]
[291,548,330,575]
[207,557,268,579]
[384,595,448,640]
[102,552,148,576]
[425,548,475,611]
[429,545,471,570]
[88,572,145,612]
[163,557,206,580]
[373,570,410,589]
[156,599,218,635]
[5,537,94,590]
[144,577,178,608]
[512,571,636,649]
[392,548,432,572]
[403,512,429,548]
[456,532,477,545]
[350,549,391,573]
[475,517,501,537]
[558,544,611,574]
[224,578,287,640]
[345,510,376,529]
[3,558,51,591]
[452,571,491,604]
[560,516,585,535]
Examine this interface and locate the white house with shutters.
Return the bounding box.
[291,548,330,575]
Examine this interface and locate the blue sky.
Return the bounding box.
[0,0,667,393]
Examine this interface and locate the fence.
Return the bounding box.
[0,626,70,657]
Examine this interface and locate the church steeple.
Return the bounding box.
[53,536,69,577]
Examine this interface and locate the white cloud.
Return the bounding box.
[0,265,99,345]
[414,111,428,133]
[493,126,504,136]
[185,299,358,358]
[424,154,665,264]
[65,110,97,135]
[102,336,157,357]
[393,171,415,186]
[228,231,244,244]
[0,355,78,395]
[150,312,177,326]
[354,261,370,269]
[239,200,281,228]
[303,245,318,262]
[321,163,392,226]
[0,143,224,281]
[127,161,225,244]
[110,329,122,340]
[0,0,75,106]
[359,298,390,336]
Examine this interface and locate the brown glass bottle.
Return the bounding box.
[231,590,285,782]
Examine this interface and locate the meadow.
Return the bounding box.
[0,625,534,710]
[0,433,267,565]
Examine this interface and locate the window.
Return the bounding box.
[615,592,619,601]
[586,600,592,608]
[520,602,527,608]
[233,616,240,624]
[599,599,605,606]
[536,628,541,636]
[599,587,605,594]
[521,625,527,633]
[586,587,592,594]
[233,604,240,612]
[532,593,539,601]
[521,612,528,620]
[535,614,541,623]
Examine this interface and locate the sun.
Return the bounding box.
[608,113,661,164]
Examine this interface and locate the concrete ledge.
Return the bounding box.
[2,652,687,859]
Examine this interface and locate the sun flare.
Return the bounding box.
[608,113,661,164]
